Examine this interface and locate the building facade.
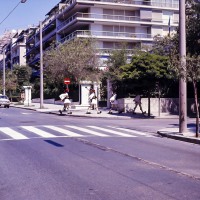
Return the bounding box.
[26,0,179,70]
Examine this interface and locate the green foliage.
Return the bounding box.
[44,38,102,85]
[106,47,128,81]
[103,44,130,94]
[119,52,174,96]
[120,52,172,79]
[12,65,32,92]
[186,0,200,55]
[186,55,200,82]
[0,69,18,96]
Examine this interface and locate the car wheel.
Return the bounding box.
[7,105,9,108]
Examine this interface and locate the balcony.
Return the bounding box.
[98,48,135,55]
[57,12,178,33]
[80,0,179,8]
[35,29,56,47]
[59,30,153,43]
[60,0,179,11]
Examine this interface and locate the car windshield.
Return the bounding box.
[0,95,8,99]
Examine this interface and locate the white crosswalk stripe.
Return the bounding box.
[108,126,153,137]
[44,126,83,137]
[0,125,154,141]
[0,127,28,140]
[66,126,110,137]
[87,126,136,137]
[21,126,56,138]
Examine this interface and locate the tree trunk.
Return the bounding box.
[148,91,151,117]
[193,81,199,138]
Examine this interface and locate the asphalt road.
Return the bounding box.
[0,107,200,200]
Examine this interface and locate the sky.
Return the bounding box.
[0,0,60,36]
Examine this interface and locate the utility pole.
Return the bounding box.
[40,21,44,109]
[3,49,6,95]
[179,0,187,133]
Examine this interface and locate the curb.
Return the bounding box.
[157,131,200,145]
[47,111,133,119]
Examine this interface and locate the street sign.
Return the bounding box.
[64,78,70,85]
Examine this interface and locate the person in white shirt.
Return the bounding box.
[59,89,72,114]
[108,92,118,114]
[86,85,101,114]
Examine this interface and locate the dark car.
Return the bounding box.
[0,95,10,108]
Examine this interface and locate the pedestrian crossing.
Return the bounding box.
[0,125,155,141]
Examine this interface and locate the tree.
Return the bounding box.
[44,38,101,86]
[119,51,173,116]
[186,55,200,137]
[186,0,200,55]
[0,69,18,100]
[104,45,129,96]
[12,65,32,93]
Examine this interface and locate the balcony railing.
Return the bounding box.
[77,12,178,24]
[59,30,153,43]
[62,0,179,9]
[57,0,178,20]
[98,48,135,55]
[57,12,178,32]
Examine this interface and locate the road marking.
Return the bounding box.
[87,126,136,137]
[21,126,56,138]
[0,127,28,140]
[66,126,109,137]
[108,126,154,137]
[44,126,83,137]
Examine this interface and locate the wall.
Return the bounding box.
[117,98,198,117]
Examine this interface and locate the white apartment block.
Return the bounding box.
[26,0,179,70]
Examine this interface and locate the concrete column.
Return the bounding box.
[23,86,32,106]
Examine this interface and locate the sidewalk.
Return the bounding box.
[157,127,200,145]
[11,102,200,144]
[10,102,147,119]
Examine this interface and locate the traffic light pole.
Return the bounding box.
[179,0,187,133]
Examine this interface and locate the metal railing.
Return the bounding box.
[71,0,178,8]
[59,30,153,43]
[57,12,178,32]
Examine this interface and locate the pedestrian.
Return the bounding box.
[108,91,118,114]
[86,85,101,114]
[59,89,72,115]
[133,95,146,114]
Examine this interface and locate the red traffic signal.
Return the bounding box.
[64,78,70,85]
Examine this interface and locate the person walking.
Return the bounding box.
[133,95,146,114]
[59,89,72,115]
[108,91,118,114]
[86,85,101,114]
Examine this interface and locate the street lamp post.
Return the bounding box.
[3,48,6,95]
[179,0,187,133]
[39,21,44,109]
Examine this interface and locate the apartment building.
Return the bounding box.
[26,0,179,71]
[0,30,17,70]
[0,28,35,70]
[56,0,179,67]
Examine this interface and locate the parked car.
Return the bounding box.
[0,94,10,108]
